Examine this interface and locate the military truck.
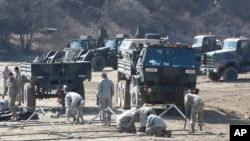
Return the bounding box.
[20,59,92,109]
[117,34,199,110]
[200,36,250,81]
[67,34,127,71]
[192,34,221,62]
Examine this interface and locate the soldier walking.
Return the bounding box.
[96,72,114,126]
[184,92,205,133]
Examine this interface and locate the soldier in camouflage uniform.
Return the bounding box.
[184,93,205,133]
[14,67,21,106]
[2,66,11,99]
[131,103,155,132]
[65,92,85,124]
[146,113,171,137]
[116,110,136,133]
[96,72,114,126]
[6,72,20,121]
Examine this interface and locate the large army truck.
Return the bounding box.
[20,60,92,109]
[200,36,250,81]
[67,34,127,71]
[117,35,199,110]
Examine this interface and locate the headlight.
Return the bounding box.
[147,88,152,93]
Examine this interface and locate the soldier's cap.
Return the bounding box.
[9,72,13,76]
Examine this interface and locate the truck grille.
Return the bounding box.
[202,54,218,67]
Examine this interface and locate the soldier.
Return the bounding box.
[116,110,136,133]
[131,103,155,132]
[14,67,21,106]
[146,113,172,137]
[184,92,205,133]
[2,66,11,99]
[64,92,85,124]
[6,72,20,121]
[97,25,109,47]
[96,72,114,126]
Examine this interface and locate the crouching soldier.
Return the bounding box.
[131,103,155,132]
[116,110,136,133]
[64,92,85,124]
[184,92,204,133]
[146,113,171,137]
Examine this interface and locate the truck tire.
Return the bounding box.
[223,67,238,81]
[110,58,117,70]
[130,86,145,110]
[208,72,221,81]
[91,56,106,71]
[23,83,36,109]
[117,81,123,107]
[121,81,130,109]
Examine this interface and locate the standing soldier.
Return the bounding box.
[96,72,114,126]
[64,92,85,124]
[184,92,205,133]
[131,103,155,132]
[14,67,21,106]
[6,72,20,121]
[146,113,171,137]
[2,66,11,99]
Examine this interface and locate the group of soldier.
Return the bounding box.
[1,66,205,137]
[2,66,21,121]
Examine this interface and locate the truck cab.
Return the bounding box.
[192,34,221,61]
[200,36,250,81]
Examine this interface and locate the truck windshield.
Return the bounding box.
[70,41,82,48]
[193,37,203,46]
[172,49,195,68]
[222,41,237,49]
[105,40,117,50]
[144,48,169,66]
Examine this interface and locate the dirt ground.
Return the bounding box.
[0,61,250,141]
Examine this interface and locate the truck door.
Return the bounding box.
[237,40,249,65]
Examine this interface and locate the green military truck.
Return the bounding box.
[20,60,92,109]
[117,34,199,110]
[200,36,250,81]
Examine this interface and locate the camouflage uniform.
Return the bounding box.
[14,67,21,105]
[2,66,11,99]
[184,93,204,133]
[116,110,136,133]
[131,104,155,132]
[6,73,20,121]
[65,92,84,123]
[96,72,114,126]
[146,114,170,137]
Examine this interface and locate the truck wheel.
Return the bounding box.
[121,81,130,109]
[110,58,117,70]
[223,67,238,81]
[130,86,145,110]
[23,83,36,109]
[117,81,123,107]
[208,72,221,81]
[91,56,106,71]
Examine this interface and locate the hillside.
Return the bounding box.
[1,0,250,53]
